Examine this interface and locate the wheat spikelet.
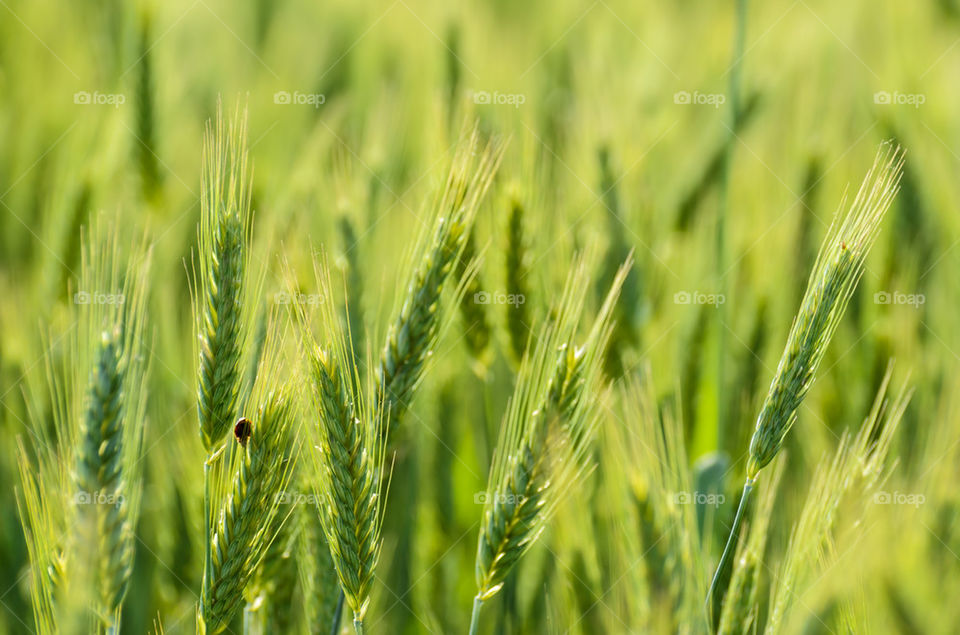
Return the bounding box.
[195,101,254,454]
[295,258,389,633]
[199,385,296,633]
[376,128,503,432]
[708,144,904,620]
[470,257,628,633]
[16,222,150,633]
[504,190,531,364]
[73,329,137,627]
[455,232,492,368]
[747,143,904,480]
[764,373,910,633]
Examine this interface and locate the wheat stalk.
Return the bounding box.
[199,386,296,633]
[504,189,532,364]
[455,231,493,368]
[16,222,150,634]
[717,458,785,634]
[469,257,628,634]
[193,101,260,626]
[195,101,254,454]
[376,128,503,432]
[295,259,389,634]
[337,214,366,361]
[707,143,904,620]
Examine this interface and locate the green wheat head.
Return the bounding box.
[195,101,255,454]
[377,127,503,431]
[504,188,532,364]
[200,383,297,633]
[455,231,493,369]
[747,144,904,480]
[765,372,910,632]
[17,222,150,633]
[474,256,629,603]
[296,258,389,628]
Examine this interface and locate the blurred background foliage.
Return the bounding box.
[1,0,959,632]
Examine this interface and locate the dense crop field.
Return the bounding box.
[2,1,959,633]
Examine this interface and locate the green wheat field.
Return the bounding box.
[1,1,959,633]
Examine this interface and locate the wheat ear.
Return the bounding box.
[193,101,258,627]
[747,144,904,478]
[455,231,493,368]
[296,259,389,634]
[199,386,296,633]
[376,128,503,432]
[707,143,904,619]
[17,223,150,634]
[195,101,254,453]
[469,257,629,634]
[504,190,532,364]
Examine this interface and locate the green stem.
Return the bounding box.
[243,603,255,635]
[352,613,364,635]
[202,458,213,618]
[476,374,493,469]
[330,591,344,635]
[706,480,753,627]
[716,0,748,452]
[468,595,484,635]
